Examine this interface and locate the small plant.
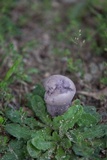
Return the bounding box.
[0,55,22,106]
[1,84,107,160]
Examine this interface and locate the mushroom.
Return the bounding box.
[43,75,76,117]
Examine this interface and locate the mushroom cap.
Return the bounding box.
[43,75,76,106]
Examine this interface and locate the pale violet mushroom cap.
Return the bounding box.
[43,75,76,117]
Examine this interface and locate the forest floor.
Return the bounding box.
[0,0,107,159]
[1,0,106,120]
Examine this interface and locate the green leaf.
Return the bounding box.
[24,117,44,129]
[0,135,9,147]
[75,140,105,159]
[32,137,54,151]
[27,140,41,158]
[83,105,101,119]
[69,124,107,158]
[31,128,54,151]
[55,146,65,160]
[1,152,19,160]
[1,140,26,160]
[60,137,72,149]
[0,115,5,124]
[77,112,99,127]
[0,135,9,153]
[5,108,23,124]
[31,95,51,124]
[5,123,31,140]
[0,57,22,88]
[92,138,106,151]
[81,124,107,139]
[70,124,107,143]
[9,140,25,150]
[53,104,83,134]
[52,131,60,141]
[4,57,22,82]
[31,128,52,140]
[72,143,94,158]
[39,148,55,160]
[55,146,70,160]
[33,84,45,98]
[5,108,43,129]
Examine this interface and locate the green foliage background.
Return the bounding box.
[0,85,106,160]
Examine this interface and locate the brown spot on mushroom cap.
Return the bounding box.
[43,75,76,116]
